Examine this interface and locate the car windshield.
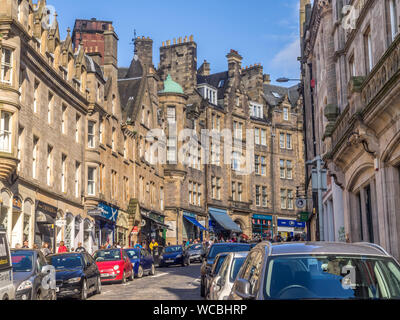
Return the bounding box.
[125,249,140,259]
[189,244,203,251]
[264,255,400,300]
[230,257,247,282]
[11,252,33,272]
[164,246,182,253]
[94,249,121,262]
[50,255,83,270]
[208,244,251,259]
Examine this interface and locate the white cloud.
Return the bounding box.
[270,38,300,78]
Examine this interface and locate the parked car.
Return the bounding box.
[0,228,15,300]
[159,245,189,267]
[93,248,134,284]
[11,249,56,300]
[200,242,251,297]
[205,252,228,299]
[124,248,156,278]
[208,251,248,300]
[47,252,101,300]
[229,242,400,300]
[187,243,206,263]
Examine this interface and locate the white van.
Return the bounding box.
[0,228,15,300]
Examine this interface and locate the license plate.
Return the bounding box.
[166,260,174,263]
[56,287,60,292]
[101,273,110,277]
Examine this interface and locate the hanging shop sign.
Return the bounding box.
[12,197,22,211]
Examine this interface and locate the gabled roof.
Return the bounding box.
[263,83,299,107]
[118,56,145,122]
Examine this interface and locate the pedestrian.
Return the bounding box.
[346,234,351,243]
[134,242,142,249]
[149,238,158,253]
[22,240,29,248]
[15,243,21,249]
[32,244,38,249]
[41,242,51,256]
[286,234,292,242]
[58,241,68,253]
[168,242,171,247]
[75,242,86,253]
[116,242,121,249]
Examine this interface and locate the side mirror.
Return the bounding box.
[234,278,255,300]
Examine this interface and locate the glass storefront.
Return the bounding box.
[252,214,273,241]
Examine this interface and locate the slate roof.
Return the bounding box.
[197,71,229,100]
[118,55,144,122]
[263,83,300,107]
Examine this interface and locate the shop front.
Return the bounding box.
[252,214,273,241]
[88,202,119,248]
[208,207,242,241]
[34,201,58,252]
[277,218,306,240]
[115,211,129,248]
[139,209,169,247]
[182,212,207,242]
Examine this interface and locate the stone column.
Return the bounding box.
[380,166,400,260]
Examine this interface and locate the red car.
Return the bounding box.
[93,248,133,284]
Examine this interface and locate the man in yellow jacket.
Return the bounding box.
[149,239,159,252]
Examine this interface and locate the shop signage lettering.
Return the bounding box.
[36,201,57,218]
[278,219,305,229]
[183,212,196,219]
[98,203,119,223]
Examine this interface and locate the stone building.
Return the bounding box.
[122,35,305,244]
[302,0,400,260]
[0,0,134,253]
[0,0,306,250]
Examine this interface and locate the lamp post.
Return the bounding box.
[276,77,301,83]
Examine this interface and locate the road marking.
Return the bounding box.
[150,272,168,278]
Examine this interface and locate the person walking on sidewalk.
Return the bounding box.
[58,241,68,253]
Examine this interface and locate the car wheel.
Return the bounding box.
[137,266,144,278]
[95,276,102,295]
[149,264,156,276]
[80,280,88,300]
[121,271,126,284]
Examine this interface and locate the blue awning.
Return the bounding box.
[209,208,242,233]
[183,215,208,231]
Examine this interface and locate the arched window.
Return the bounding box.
[0,190,11,229]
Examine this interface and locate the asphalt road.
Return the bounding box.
[88,263,203,300]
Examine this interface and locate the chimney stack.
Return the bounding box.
[226,49,242,78]
[134,36,153,67]
[198,60,210,76]
[263,74,271,85]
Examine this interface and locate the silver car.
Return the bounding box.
[208,251,248,300]
[229,242,400,300]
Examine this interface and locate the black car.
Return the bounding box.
[47,252,101,300]
[11,249,56,300]
[200,243,251,297]
[159,245,190,267]
[187,243,206,263]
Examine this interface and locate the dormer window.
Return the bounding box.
[272,92,281,99]
[198,85,217,105]
[218,80,225,88]
[250,102,263,119]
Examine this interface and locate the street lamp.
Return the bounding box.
[276,77,301,83]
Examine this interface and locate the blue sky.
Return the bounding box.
[50,0,301,87]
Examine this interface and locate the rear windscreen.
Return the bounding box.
[0,232,11,271]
